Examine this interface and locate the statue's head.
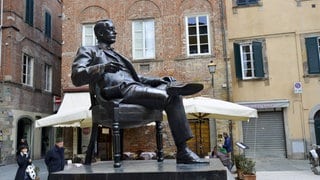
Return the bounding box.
[94,19,117,44]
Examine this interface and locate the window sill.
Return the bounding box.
[174,55,214,61]
[22,84,34,89]
[303,74,320,78]
[233,1,263,13]
[234,3,261,8]
[239,77,268,81]
[132,59,163,64]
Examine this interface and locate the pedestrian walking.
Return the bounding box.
[15,145,32,180]
[45,138,65,173]
[222,132,232,157]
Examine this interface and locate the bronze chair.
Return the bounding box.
[85,85,164,168]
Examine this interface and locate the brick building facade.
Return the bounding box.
[0,0,62,165]
[61,0,230,158]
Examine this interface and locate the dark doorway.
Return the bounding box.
[41,127,53,157]
[314,111,320,145]
[97,127,112,160]
[17,118,32,151]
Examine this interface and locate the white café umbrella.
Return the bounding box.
[181,96,257,156]
[182,97,258,121]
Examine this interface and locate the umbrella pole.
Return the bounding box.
[229,120,235,163]
[194,122,198,155]
[199,119,203,157]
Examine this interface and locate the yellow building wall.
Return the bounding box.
[226,0,320,159]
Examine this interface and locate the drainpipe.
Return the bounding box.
[219,0,234,159]
[219,0,230,101]
[0,0,3,69]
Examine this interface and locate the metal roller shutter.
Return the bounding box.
[242,111,286,158]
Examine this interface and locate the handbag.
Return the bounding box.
[26,164,36,180]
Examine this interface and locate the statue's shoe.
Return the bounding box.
[176,147,209,164]
[166,82,203,96]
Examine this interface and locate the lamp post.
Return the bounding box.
[208,61,216,96]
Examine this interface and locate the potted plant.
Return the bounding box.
[234,155,256,180]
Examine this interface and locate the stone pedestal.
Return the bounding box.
[49,159,228,180]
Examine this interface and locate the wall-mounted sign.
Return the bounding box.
[294,82,302,94]
[82,127,90,135]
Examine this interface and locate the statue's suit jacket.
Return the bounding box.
[72,42,150,98]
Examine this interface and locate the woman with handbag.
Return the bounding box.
[15,145,32,180]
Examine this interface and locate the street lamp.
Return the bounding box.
[207,61,216,87]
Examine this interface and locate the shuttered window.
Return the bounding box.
[305,37,320,74]
[25,0,34,26]
[233,41,264,79]
[44,64,52,92]
[132,19,155,60]
[82,24,96,46]
[22,54,34,86]
[45,12,52,38]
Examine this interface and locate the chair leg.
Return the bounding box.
[156,121,164,162]
[85,122,98,165]
[113,107,121,168]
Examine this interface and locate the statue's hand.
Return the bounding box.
[104,62,123,73]
[145,78,168,87]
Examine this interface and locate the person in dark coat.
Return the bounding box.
[15,145,32,180]
[222,132,232,157]
[45,138,65,173]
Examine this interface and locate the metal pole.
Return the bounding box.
[211,73,214,97]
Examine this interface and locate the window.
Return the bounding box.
[305,37,320,74]
[22,54,34,86]
[25,0,34,25]
[236,0,259,6]
[132,19,155,60]
[44,64,52,92]
[233,41,264,79]
[82,24,96,46]
[45,12,52,38]
[186,15,210,56]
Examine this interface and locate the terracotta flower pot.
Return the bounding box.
[243,173,256,180]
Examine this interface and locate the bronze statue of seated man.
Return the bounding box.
[71,19,207,164]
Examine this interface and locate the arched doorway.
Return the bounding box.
[17,118,33,150]
[315,111,320,145]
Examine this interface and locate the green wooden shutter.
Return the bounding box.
[305,37,320,74]
[233,43,243,79]
[252,41,264,78]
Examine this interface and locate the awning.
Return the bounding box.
[237,99,289,109]
[35,92,92,128]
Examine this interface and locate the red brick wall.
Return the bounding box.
[0,0,62,112]
[62,0,227,155]
[123,121,176,155]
